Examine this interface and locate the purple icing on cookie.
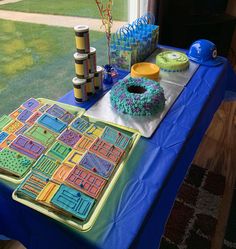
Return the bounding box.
[22,98,40,111]
[10,135,46,159]
[17,109,33,123]
[46,104,75,123]
[58,129,82,147]
[79,152,114,179]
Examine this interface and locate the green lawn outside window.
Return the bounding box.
[0,19,106,115]
[0,0,128,21]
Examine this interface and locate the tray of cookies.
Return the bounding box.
[0,98,83,183]
[7,98,140,231]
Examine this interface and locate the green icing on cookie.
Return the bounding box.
[0,148,33,177]
[47,141,72,161]
[0,115,13,130]
[24,124,56,147]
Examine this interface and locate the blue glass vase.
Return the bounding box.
[103,64,113,85]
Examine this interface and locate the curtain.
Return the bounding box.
[147,0,159,24]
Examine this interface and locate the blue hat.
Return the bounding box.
[187,39,224,66]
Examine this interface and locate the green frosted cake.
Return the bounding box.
[156,51,189,72]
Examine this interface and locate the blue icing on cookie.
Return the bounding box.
[101,126,131,150]
[0,131,8,143]
[51,184,95,220]
[71,117,90,134]
[17,109,33,123]
[16,172,48,200]
[79,152,114,179]
[38,113,67,133]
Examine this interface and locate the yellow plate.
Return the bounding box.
[131,62,160,79]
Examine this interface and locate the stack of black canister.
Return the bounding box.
[72,25,104,103]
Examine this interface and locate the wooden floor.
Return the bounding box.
[193,100,236,249]
[0,102,235,249]
[0,241,25,249]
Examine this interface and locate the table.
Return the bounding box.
[0,55,235,249]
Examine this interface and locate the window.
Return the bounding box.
[0,0,140,114]
[129,0,148,22]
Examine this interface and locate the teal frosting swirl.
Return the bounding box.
[110,77,165,116]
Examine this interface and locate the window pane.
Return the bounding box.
[0,0,128,114]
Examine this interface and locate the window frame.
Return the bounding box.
[128,0,148,22]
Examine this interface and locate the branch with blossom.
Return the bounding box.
[94,0,113,65]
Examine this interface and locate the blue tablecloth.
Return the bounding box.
[0,57,235,249]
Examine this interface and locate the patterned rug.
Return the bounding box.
[223,186,236,249]
[159,164,226,249]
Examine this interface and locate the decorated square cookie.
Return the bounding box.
[0,148,33,177]
[10,135,46,159]
[51,184,95,220]
[79,152,114,179]
[46,104,75,124]
[46,104,67,118]
[63,149,83,167]
[0,131,8,143]
[3,120,24,134]
[32,154,60,177]
[0,115,13,130]
[10,107,25,119]
[15,124,30,136]
[74,135,94,153]
[71,117,90,134]
[47,141,72,161]
[22,98,40,111]
[38,113,67,134]
[24,124,57,147]
[0,134,16,150]
[84,124,103,139]
[58,129,82,147]
[17,109,33,123]
[36,181,60,206]
[38,104,51,113]
[26,111,42,126]
[89,138,124,165]
[51,164,73,183]
[65,165,106,199]
[60,112,75,124]
[16,171,48,200]
[101,126,131,150]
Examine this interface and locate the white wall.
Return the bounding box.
[128,0,148,23]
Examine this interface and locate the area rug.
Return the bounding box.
[159,164,226,249]
[223,186,236,249]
